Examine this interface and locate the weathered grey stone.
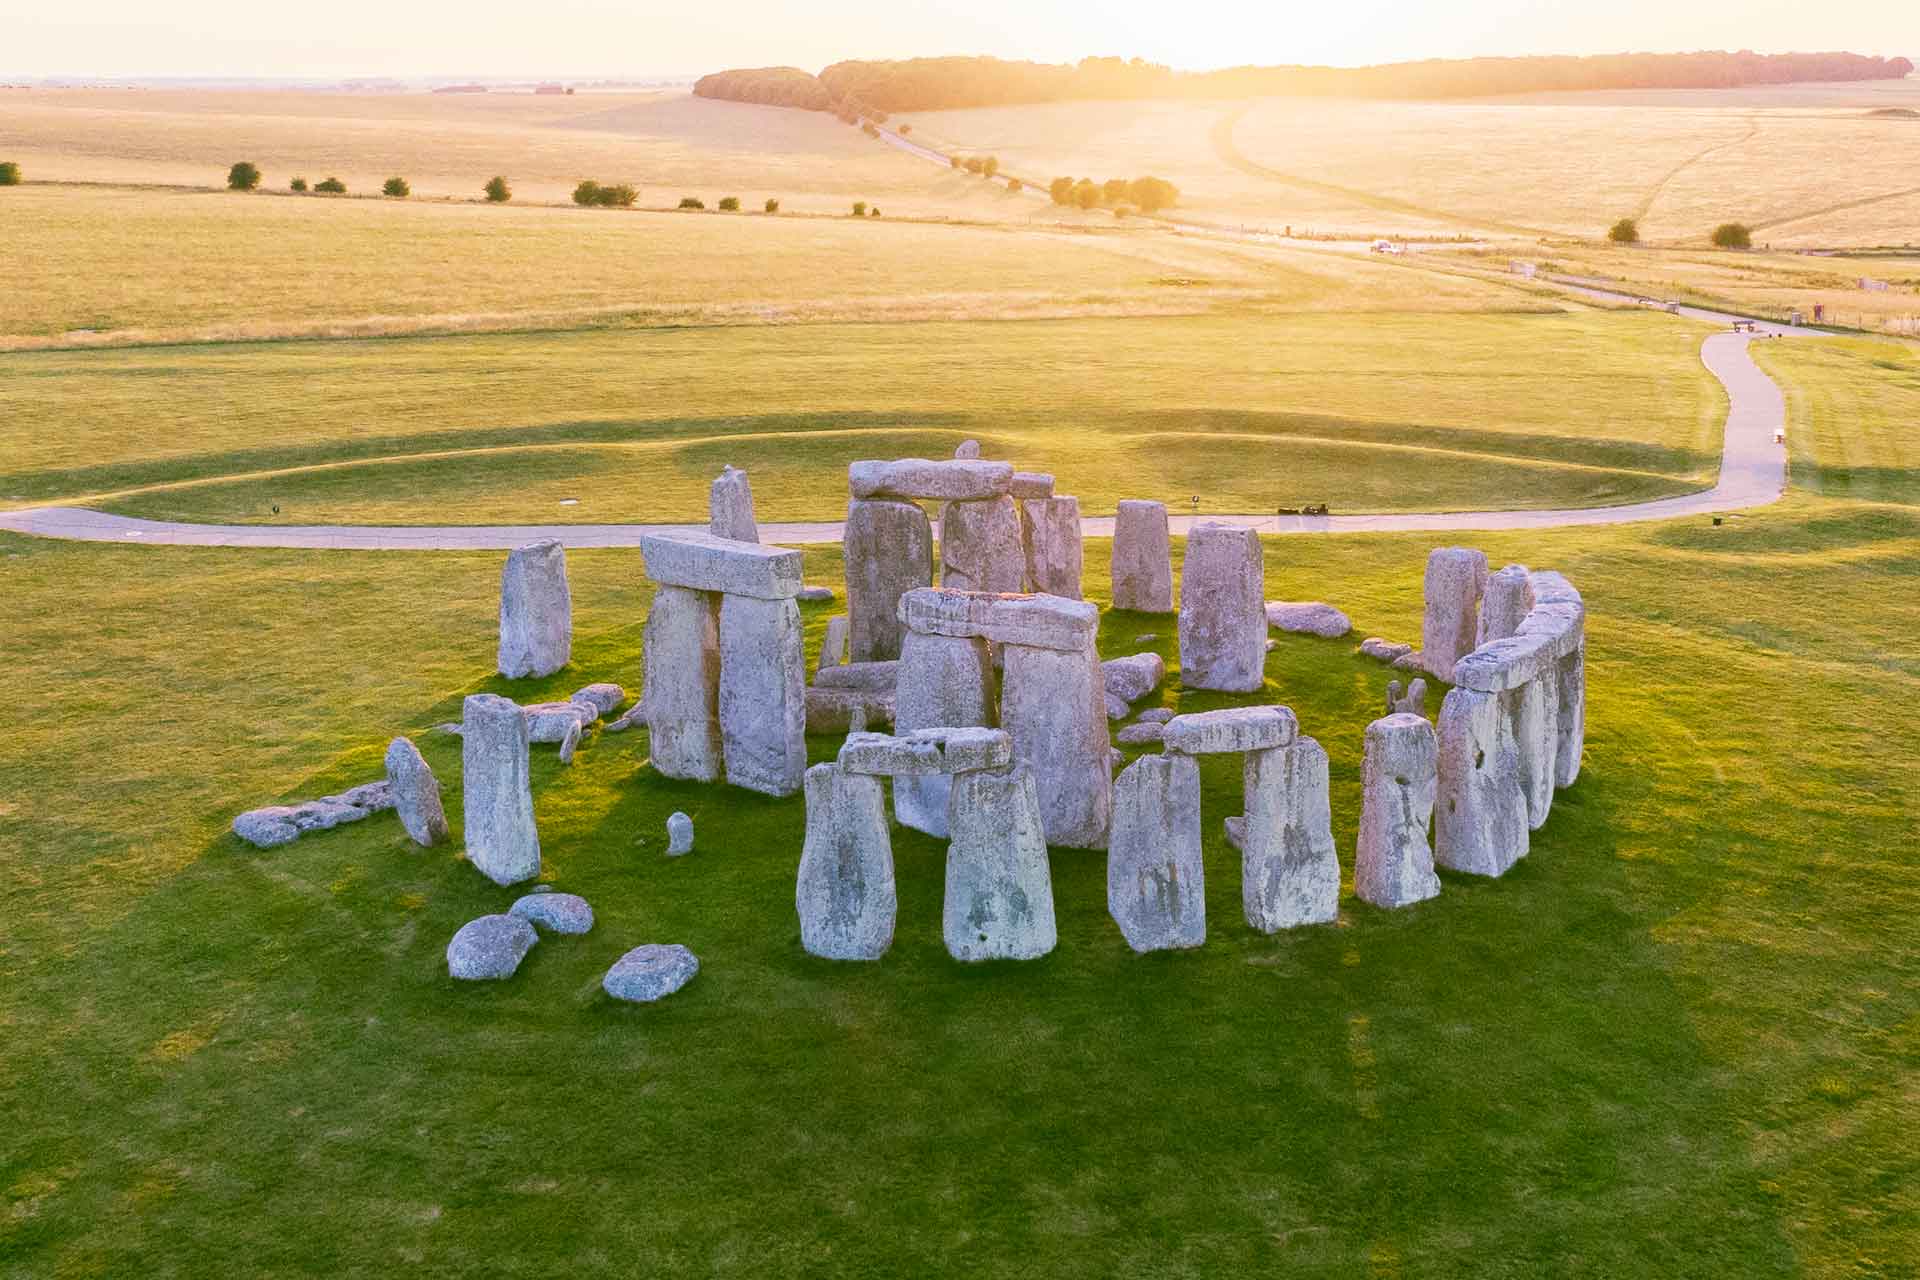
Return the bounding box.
[893,629,997,836]
[1001,639,1113,850]
[1105,693,1130,722]
[1553,641,1586,789]
[898,588,1098,653]
[1020,496,1083,599]
[1103,653,1166,705]
[461,693,541,886]
[447,914,538,980]
[1115,722,1165,746]
[603,708,642,733]
[231,796,376,849]
[1421,547,1489,682]
[940,496,1026,594]
[509,891,593,935]
[1506,674,1558,830]
[795,762,896,960]
[641,586,723,783]
[1178,522,1267,693]
[718,594,806,797]
[1107,753,1205,952]
[1449,632,1557,693]
[797,586,834,603]
[953,439,981,459]
[813,660,898,692]
[384,736,448,847]
[708,465,759,543]
[804,687,895,734]
[1359,638,1414,663]
[845,499,934,662]
[1435,688,1528,876]
[1162,705,1298,756]
[1265,638,1278,653]
[839,727,1012,777]
[557,719,583,766]
[1136,707,1174,724]
[944,765,1057,962]
[1009,471,1055,499]
[849,458,1013,501]
[602,944,699,1002]
[1109,746,1125,772]
[638,530,802,600]
[498,540,572,679]
[1111,500,1173,613]
[524,700,597,743]
[1265,601,1352,638]
[336,781,393,811]
[1354,713,1440,909]
[1386,677,1428,718]
[569,683,625,719]
[1242,738,1339,931]
[1478,564,1534,646]
[817,614,850,673]
[1393,650,1427,673]
[1224,815,1246,852]
[666,811,694,856]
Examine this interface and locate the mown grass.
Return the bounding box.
[2,493,1915,1276]
[1755,335,1920,504]
[1,311,1722,523]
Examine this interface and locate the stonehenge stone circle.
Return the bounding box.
[384,736,448,847]
[1107,753,1206,952]
[461,693,542,886]
[1434,688,1528,876]
[844,499,934,662]
[1421,547,1489,682]
[708,465,759,543]
[795,762,897,960]
[717,594,806,797]
[1111,500,1174,613]
[944,764,1058,962]
[641,585,724,782]
[1020,495,1084,599]
[893,627,997,836]
[1354,713,1441,909]
[602,944,700,1003]
[447,914,538,980]
[497,539,572,679]
[940,494,1026,594]
[1265,601,1352,638]
[666,811,694,856]
[1241,737,1339,931]
[1179,522,1267,693]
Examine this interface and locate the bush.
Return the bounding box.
[718,196,740,211]
[382,176,410,198]
[852,201,867,216]
[227,162,261,191]
[484,176,511,203]
[314,176,346,194]
[982,157,999,178]
[1103,177,1129,205]
[289,176,307,193]
[1048,176,1074,205]
[600,183,637,207]
[1712,222,1753,249]
[764,197,780,213]
[963,156,985,175]
[679,196,706,210]
[898,124,911,135]
[1608,217,1640,244]
[1006,178,1022,193]
[950,155,964,170]
[1127,176,1179,212]
[869,207,881,217]
[1073,179,1100,210]
[573,180,602,206]
[0,161,19,186]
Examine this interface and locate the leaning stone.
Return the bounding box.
[1103,653,1166,704]
[569,683,625,719]
[839,727,1012,777]
[497,540,572,679]
[1359,638,1414,663]
[1162,705,1299,756]
[602,944,699,1002]
[1178,522,1267,693]
[1020,496,1083,599]
[940,496,1027,594]
[1265,601,1352,638]
[944,765,1057,961]
[1111,500,1174,613]
[1354,713,1440,909]
[1241,738,1339,931]
[845,499,934,662]
[804,687,895,734]
[953,439,981,459]
[461,693,541,886]
[817,614,850,673]
[447,914,537,980]
[893,629,997,836]
[708,465,759,543]
[385,736,448,847]
[1115,722,1166,746]
[813,660,898,692]
[557,720,583,765]
[718,595,806,797]
[897,588,1099,653]
[796,586,834,603]
[1136,708,1174,725]
[1009,472,1055,499]
[796,762,896,960]
[1386,677,1428,718]
[603,709,641,733]
[1478,564,1534,646]
[666,811,694,856]
[1435,688,1528,876]
[849,458,1013,501]
[509,891,594,935]
[1107,753,1205,952]
[641,586,723,782]
[1002,640,1113,850]
[638,530,802,600]
[1421,547,1489,683]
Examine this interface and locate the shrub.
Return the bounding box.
[382,176,410,198]
[314,176,346,194]
[1103,177,1130,205]
[898,123,911,135]
[862,122,879,138]
[1127,176,1179,212]
[852,201,867,216]
[1608,217,1640,244]
[600,183,637,207]
[1007,178,1022,193]
[1712,222,1753,249]
[764,197,780,213]
[1073,179,1100,210]
[950,155,964,170]
[227,161,261,191]
[982,157,999,178]
[289,176,307,192]
[718,196,740,211]
[1048,176,1074,205]
[0,161,19,186]
[869,207,881,217]
[484,175,511,203]
[573,180,602,206]
[679,196,706,210]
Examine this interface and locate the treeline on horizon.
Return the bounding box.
[694,49,1913,114]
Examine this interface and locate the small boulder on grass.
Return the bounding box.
[447,914,537,980]
[508,892,593,935]
[603,944,699,1003]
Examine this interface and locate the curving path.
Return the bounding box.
[0,291,1805,551]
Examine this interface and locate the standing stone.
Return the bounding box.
[817,615,850,674]
[944,765,1057,962]
[708,465,759,543]
[642,585,723,783]
[1386,678,1428,718]
[497,540,571,679]
[953,439,981,459]
[1241,738,1339,931]
[845,499,934,662]
[460,693,541,886]
[666,811,694,856]
[1021,496,1083,599]
[893,629,997,836]
[1435,688,1529,876]
[384,736,448,847]
[1111,500,1173,613]
[795,762,897,960]
[1354,713,1440,909]
[1107,753,1205,952]
[1178,522,1267,693]
[1507,675,1558,830]
[717,595,806,797]
[1554,641,1586,788]
[1001,639,1113,850]
[940,496,1025,594]
[1478,564,1534,646]
[1421,547,1489,683]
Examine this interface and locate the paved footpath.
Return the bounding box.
[0,292,1807,552]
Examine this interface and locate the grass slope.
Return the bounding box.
[1756,335,1920,503]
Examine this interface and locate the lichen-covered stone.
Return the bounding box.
[1107,753,1205,952]
[845,499,934,662]
[638,530,801,600]
[1354,713,1440,909]
[1434,688,1529,877]
[1162,705,1298,756]
[796,762,896,960]
[897,588,1098,652]
[708,465,759,543]
[1241,738,1339,931]
[1111,500,1173,613]
[1265,601,1352,638]
[1359,638,1414,663]
[1009,472,1055,499]
[666,811,694,856]
[1115,722,1165,746]
[641,585,723,783]
[461,693,541,886]
[817,614,850,673]
[1507,673,1558,830]
[232,796,376,849]
[718,594,806,797]
[953,439,981,459]
[602,944,699,1002]
[569,683,625,719]
[1102,653,1165,705]
[447,913,537,980]
[944,765,1057,962]
[1135,708,1174,725]
[1421,547,1489,683]
[939,496,1025,594]
[384,736,448,847]
[1001,639,1112,850]
[849,458,1013,501]
[893,629,996,836]
[1020,496,1083,599]
[1178,522,1267,693]
[838,727,1012,777]
[498,540,571,679]
[509,892,594,935]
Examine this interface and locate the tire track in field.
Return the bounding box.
[1631,114,1760,222]
[1748,182,1920,234]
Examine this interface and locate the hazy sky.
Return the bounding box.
[5,0,1912,78]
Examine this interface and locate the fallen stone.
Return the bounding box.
[642,586,723,782]
[1386,677,1428,718]
[940,496,1026,594]
[335,781,393,811]
[384,736,448,847]
[447,914,537,980]
[1107,753,1205,952]
[603,709,642,733]
[708,465,759,543]
[1136,707,1174,725]
[953,439,981,459]
[498,540,572,679]
[1265,601,1352,638]
[569,683,625,719]
[850,458,1013,502]
[232,797,375,849]
[1111,500,1173,613]
[839,727,1012,777]
[602,944,699,1002]
[797,586,834,603]
[718,594,806,797]
[1478,564,1533,646]
[796,762,896,960]
[1435,688,1528,876]
[897,588,1098,653]
[1354,713,1440,909]
[1020,496,1083,599]
[1103,653,1166,704]
[1241,738,1339,931]
[461,693,541,886]
[1421,547,1489,683]
[804,687,895,734]
[1162,705,1299,756]
[845,499,934,662]
[1359,638,1414,663]
[944,765,1057,961]
[509,891,594,935]
[893,629,997,837]
[524,700,597,743]
[638,530,803,600]
[1115,722,1165,746]
[1109,747,1125,772]
[1009,472,1055,499]
[1178,522,1267,693]
[1002,640,1113,850]
[1265,638,1279,653]
[817,614,850,673]
[812,660,899,692]
[666,811,694,856]
[1392,650,1426,673]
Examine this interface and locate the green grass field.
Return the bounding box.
[1757,335,1920,504]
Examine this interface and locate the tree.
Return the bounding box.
[1103,177,1129,205]
[484,175,511,203]
[764,197,781,213]
[981,156,999,178]
[852,201,867,216]
[573,180,602,206]
[1048,176,1074,205]
[1073,179,1100,210]
[1007,178,1022,193]
[382,176,410,198]
[315,176,346,194]
[227,162,261,191]
[963,156,985,174]
[289,176,308,192]
[0,161,23,186]
[601,184,638,207]
[1127,176,1179,212]
[869,207,881,217]
[1608,217,1640,244]
[898,123,912,134]
[718,196,740,211]
[950,155,964,170]
[1711,222,1753,249]
[679,196,706,209]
